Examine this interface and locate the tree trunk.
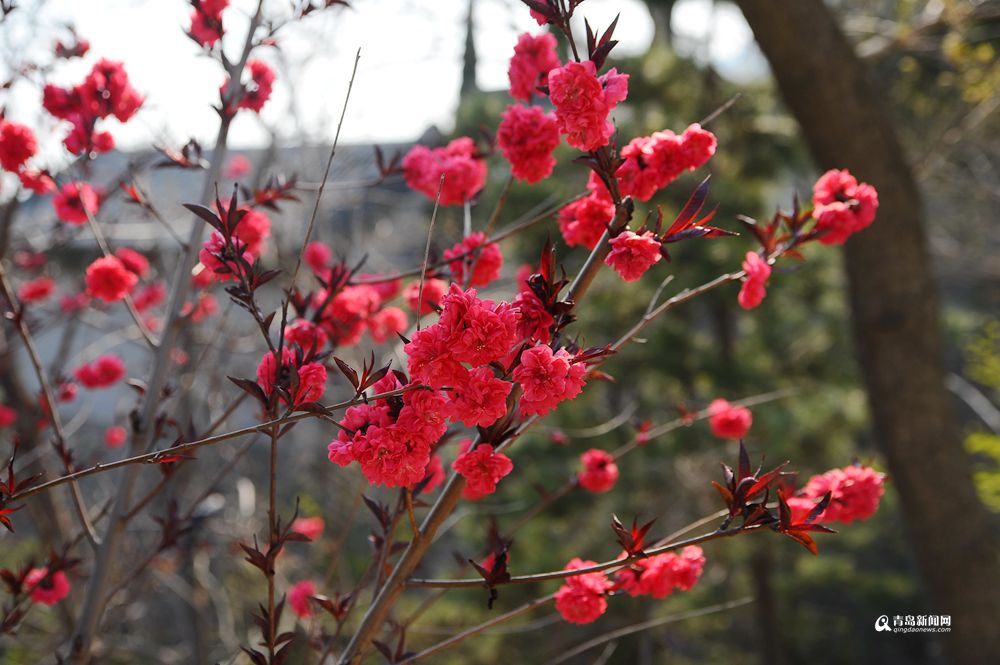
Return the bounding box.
[733,3,1000,664]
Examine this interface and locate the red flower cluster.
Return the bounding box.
[85,256,138,302]
[578,448,618,493]
[303,240,332,273]
[403,137,487,206]
[24,567,71,606]
[789,464,885,524]
[287,580,315,619]
[404,277,447,315]
[558,177,615,249]
[307,283,406,348]
[216,202,272,256]
[507,32,560,102]
[74,354,126,389]
[328,375,446,488]
[616,545,705,599]
[707,399,752,440]
[496,104,560,184]
[53,182,100,225]
[453,442,514,500]
[19,169,56,194]
[197,231,253,285]
[104,426,127,449]
[737,252,771,310]
[256,348,327,407]
[190,0,229,46]
[0,404,16,428]
[548,60,628,152]
[605,230,662,282]
[406,285,516,389]
[290,516,325,541]
[811,169,879,245]
[554,558,612,624]
[223,60,275,114]
[512,345,587,416]
[133,282,166,312]
[115,247,150,278]
[0,119,38,173]
[18,276,55,304]
[43,59,143,155]
[616,124,717,201]
[443,232,504,287]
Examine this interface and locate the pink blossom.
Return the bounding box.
[616,124,717,201]
[548,61,629,152]
[114,247,149,278]
[24,568,71,606]
[578,448,619,493]
[291,516,325,541]
[453,443,514,500]
[288,580,315,618]
[797,465,885,524]
[446,367,513,428]
[0,120,38,172]
[304,240,332,273]
[554,558,612,624]
[18,276,55,303]
[190,0,229,46]
[74,355,126,389]
[285,319,329,352]
[444,232,503,287]
[0,405,16,427]
[256,348,327,407]
[404,278,447,315]
[403,137,487,206]
[558,193,614,250]
[707,399,752,440]
[514,345,587,416]
[133,282,166,312]
[223,60,275,114]
[812,169,879,245]
[53,182,99,225]
[738,251,771,310]
[104,426,127,448]
[85,256,138,302]
[367,307,408,343]
[507,32,560,101]
[605,231,662,282]
[617,546,705,598]
[19,169,56,194]
[224,153,251,179]
[497,104,561,183]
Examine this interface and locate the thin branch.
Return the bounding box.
[398,593,556,664]
[0,262,100,548]
[415,174,444,331]
[546,596,755,665]
[289,48,361,288]
[405,526,751,588]
[12,387,416,503]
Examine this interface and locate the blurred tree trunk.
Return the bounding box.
[733,2,1000,664]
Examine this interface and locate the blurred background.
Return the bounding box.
[1,1,999,664]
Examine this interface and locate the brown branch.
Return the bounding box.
[289,48,361,288]
[398,593,556,664]
[546,596,755,665]
[406,526,750,589]
[11,387,416,503]
[0,262,101,548]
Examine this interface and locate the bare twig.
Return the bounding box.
[289,48,361,288]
